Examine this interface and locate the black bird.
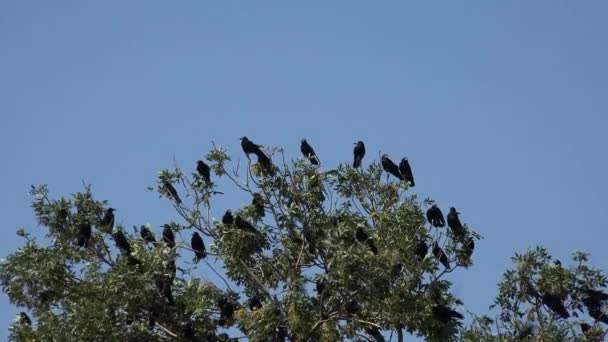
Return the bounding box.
[580,322,591,333]
[251,193,265,218]
[191,232,206,262]
[255,151,274,175]
[99,208,116,233]
[249,295,263,311]
[366,327,385,342]
[197,160,211,184]
[162,224,176,248]
[381,154,404,180]
[432,304,464,324]
[113,230,131,254]
[541,293,569,319]
[426,205,446,228]
[235,215,261,236]
[157,275,175,305]
[18,312,31,326]
[222,210,234,225]
[240,136,261,158]
[300,139,319,165]
[352,141,366,168]
[463,237,475,260]
[356,227,378,255]
[162,181,182,204]
[447,207,466,238]
[140,226,156,244]
[432,242,450,269]
[582,289,608,324]
[77,223,92,248]
[217,297,235,325]
[316,278,327,295]
[58,208,68,221]
[415,239,429,261]
[399,158,415,187]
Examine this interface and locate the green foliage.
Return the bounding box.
[1,142,605,341]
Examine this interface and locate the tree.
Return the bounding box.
[1,140,605,341]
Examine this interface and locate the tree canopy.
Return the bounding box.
[1,139,607,341]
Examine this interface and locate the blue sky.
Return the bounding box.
[1,1,607,340]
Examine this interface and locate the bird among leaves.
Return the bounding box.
[300,139,320,165]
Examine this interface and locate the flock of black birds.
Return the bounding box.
[46,136,608,339]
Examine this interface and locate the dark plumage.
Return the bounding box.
[251,193,265,218]
[541,293,569,319]
[432,242,450,269]
[366,327,385,342]
[241,136,274,174]
[191,232,206,261]
[582,289,608,324]
[447,207,466,238]
[18,312,31,326]
[415,239,429,261]
[352,141,366,168]
[240,136,260,157]
[300,139,319,165]
[432,304,464,324]
[426,205,445,227]
[197,160,211,184]
[217,297,235,325]
[140,226,156,244]
[157,275,175,305]
[99,208,116,233]
[113,230,131,254]
[163,181,182,204]
[316,278,327,295]
[249,295,263,311]
[162,224,176,248]
[399,158,415,187]
[580,322,591,333]
[463,237,475,260]
[222,210,234,225]
[356,227,378,255]
[235,215,261,236]
[77,223,92,248]
[381,154,404,180]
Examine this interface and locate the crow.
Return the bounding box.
[426,205,446,228]
[366,327,385,342]
[447,207,466,238]
[300,139,319,165]
[582,289,608,324]
[77,223,92,248]
[251,193,265,219]
[140,226,156,244]
[353,141,366,168]
[162,224,176,248]
[463,237,475,260]
[256,151,274,175]
[381,154,404,180]
[113,230,131,254]
[432,304,463,324]
[162,181,182,204]
[580,322,591,333]
[249,295,263,311]
[217,297,235,324]
[18,312,31,326]
[99,208,116,233]
[235,215,261,236]
[541,293,569,319]
[157,275,175,305]
[432,242,450,269]
[222,210,234,225]
[356,227,378,255]
[399,158,415,187]
[197,160,211,184]
[415,239,429,261]
[240,136,261,158]
[191,232,206,262]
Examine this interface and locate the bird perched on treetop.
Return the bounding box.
[300,139,319,165]
[426,205,446,228]
[240,136,261,158]
[98,208,116,233]
[140,226,156,245]
[77,223,92,248]
[433,242,450,269]
[162,181,182,204]
[162,224,175,248]
[222,210,234,225]
[196,160,211,184]
[447,207,466,238]
[251,193,265,219]
[113,229,131,255]
[415,239,429,262]
[353,141,366,168]
[399,157,415,187]
[191,232,206,262]
[381,154,404,180]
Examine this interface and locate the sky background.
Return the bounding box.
[1,1,608,340]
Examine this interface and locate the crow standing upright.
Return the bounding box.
[140,226,156,244]
[300,139,320,165]
[415,239,429,261]
[162,224,176,248]
[191,232,206,262]
[113,230,131,254]
[426,205,446,227]
[99,208,116,233]
[381,154,404,180]
[399,158,415,187]
[432,242,450,269]
[447,207,466,238]
[352,141,366,168]
[463,237,475,260]
[222,210,234,225]
[162,181,182,204]
[240,137,274,174]
[235,215,262,236]
[196,160,211,184]
[240,136,261,158]
[251,193,265,219]
[77,223,92,248]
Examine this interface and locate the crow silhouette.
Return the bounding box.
[162,224,176,248]
[140,226,156,244]
[447,207,466,238]
[197,160,211,184]
[300,139,319,165]
[162,181,182,204]
[353,141,366,168]
[541,293,569,319]
[433,242,450,269]
[77,223,92,248]
[356,226,378,254]
[99,208,116,233]
[399,157,415,186]
[426,205,445,227]
[415,239,429,261]
[191,232,206,262]
[381,154,404,180]
[251,193,265,219]
[222,210,234,225]
[113,230,131,254]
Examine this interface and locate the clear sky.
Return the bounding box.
[1,1,607,340]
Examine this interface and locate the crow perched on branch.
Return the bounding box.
[381,154,404,180]
[113,230,131,254]
[541,293,569,319]
[77,223,92,248]
[300,139,319,165]
[415,239,429,262]
[162,181,182,204]
[447,207,466,238]
[426,205,445,228]
[191,232,206,262]
[582,289,608,324]
[353,141,366,168]
[240,136,274,174]
[162,224,176,248]
[399,157,415,187]
[98,208,116,233]
[251,193,265,219]
[356,226,378,255]
[235,215,262,236]
[140,226,156,245]
[222,210,234,225]
[432,304,463,324]
[18,312,31,326]
[433,242,450,269]
[197,160,211,184]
